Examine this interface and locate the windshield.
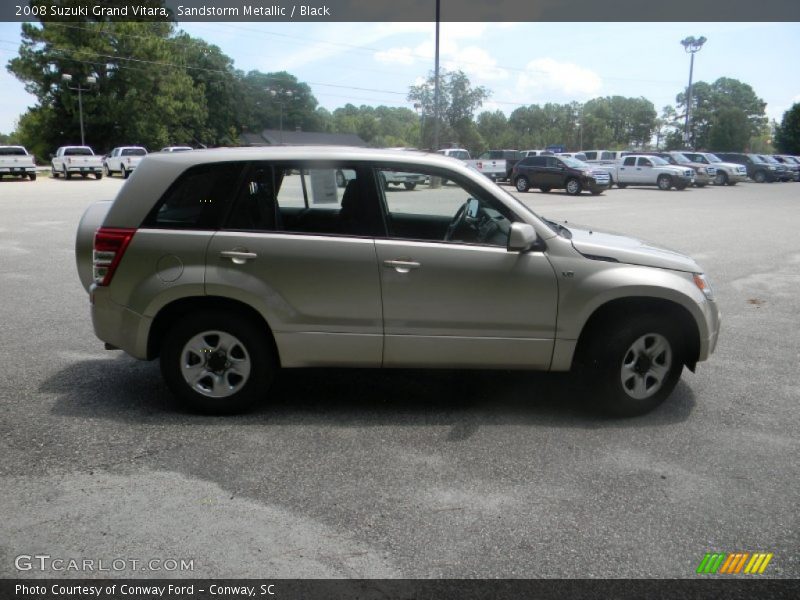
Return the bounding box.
[0,147,27,156]
[561,157,588,169]
[705,154,722,163]
[122,148,147,156]
[758,155,779,164]
[671,152,691,162]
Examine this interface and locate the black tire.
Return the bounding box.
[403,182,416,191]
[590,189,603,196]
[616,182,627,189]
[51,167,59,178]
[160,310,276,414]
[29,173,37,181]
[714,171,728,186]
[565,178,582,196]
[539,186,551,193]
[123,168,130,179]
[64,166,72,180]
[674,181,688,191]
[95,172,103,180]
[104,164,111,177]
[727,181,737,186]
[515,176,530,192]
[81,173,88,179]
[657,174,672,191]
[695,182,706,188]
[578,313,684,417]
[753,170,766,183]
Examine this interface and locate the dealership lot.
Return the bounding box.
[0,176,797,578]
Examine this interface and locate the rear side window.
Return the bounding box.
[145,162,244,229]
[623,157,636,166]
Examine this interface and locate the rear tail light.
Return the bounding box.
[93,227,136,286]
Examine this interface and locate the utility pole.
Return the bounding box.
[680,36,707,149]
[61,74,96,146]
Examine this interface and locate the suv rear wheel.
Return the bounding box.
[160,311,276,414]
[580,314,684,417]
[753,170,766,183]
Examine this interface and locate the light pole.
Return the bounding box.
[61,73,96,146]
[414,102,426,148]
[267,88,295,143]
[680,35,706,149]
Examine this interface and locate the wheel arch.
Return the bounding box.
[147,295,280,365]
[574,296,701,372]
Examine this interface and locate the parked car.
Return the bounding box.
[75,147,719,416]
[583,150,631,163]
[471,149,522,182]
[593,155,694,190]
[680,152,748,186]
[639,151,716,187]
[520,150,553,158]
[758,155,795,182]
[510,154,611,195]
[773,155,800,181]
[436,148,471,161]
[51,146,103,179]
[103,146,148,179]
[0,145,37,181]
[714,153,786,183]
[160,146,194,153]
[557,152,588,162]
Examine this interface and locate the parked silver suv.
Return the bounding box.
[76,147,720,416]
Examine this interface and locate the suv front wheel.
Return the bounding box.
[160,311,275,414]
[580,314,684,416]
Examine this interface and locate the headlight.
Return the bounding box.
[693,273,715,301]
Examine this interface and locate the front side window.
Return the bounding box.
[146,162,244,229]
[377,167,514,248]
[638,158,653,167]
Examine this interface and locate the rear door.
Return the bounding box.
[372,165,558,369]
[206,161,384,368]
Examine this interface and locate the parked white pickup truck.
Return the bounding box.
[594,154,695,190]
[51,146,103,180]
[0,145,37,181]
[103,146,147,179]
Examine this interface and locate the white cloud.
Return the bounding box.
[374,47,417,66]
[515,58,603,98]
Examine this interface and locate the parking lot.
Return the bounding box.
[0,175,798,579]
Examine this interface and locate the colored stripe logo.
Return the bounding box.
[697,552,773,574]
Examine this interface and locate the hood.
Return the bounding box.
[566,224,701,273]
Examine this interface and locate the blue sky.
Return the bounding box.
[1,21,798,135]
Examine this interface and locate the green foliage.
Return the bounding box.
[330,104,420,147]
[582,96,656,149]
[774,103,800,155]
[707,107,750,152]
[673,77,767,149]
[408,69,490,150]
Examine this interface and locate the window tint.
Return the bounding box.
[225,163,383,237]
[583,152,597,161]
[378,168,514,248]
[623,157,636,166]
[63,147,93,156]
[0,147,27,156]
[147,162,244,229]
[600,152,614,160]
[637,158,652,167]
[545,157,559,168]
[122,148,146,156]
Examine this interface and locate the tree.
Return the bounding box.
[408,69,490,150]
[674,77,766,149]
[239,70,320,135]
[581,96,656,149]
[7,18,209,152]
[707,107,750,152]
[774,103,800,155]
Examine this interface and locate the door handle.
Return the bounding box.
[383,259,421,273]
[220,249,257,264]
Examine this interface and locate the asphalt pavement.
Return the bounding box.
[0,174,797,579]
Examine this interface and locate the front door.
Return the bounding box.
[373,166,559,369]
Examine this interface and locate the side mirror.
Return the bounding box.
[508,222,538,252]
